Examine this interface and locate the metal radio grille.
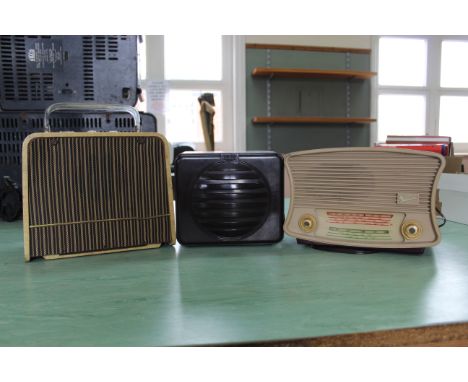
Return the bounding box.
[82,35,123,101]
[0,112,156,188]
[25,135,173,259]
[288,150,442,214]
[191,161,271,238]
[1,36,55,102]
[0,35,137,110]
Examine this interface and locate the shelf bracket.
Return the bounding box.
[266,48,272,150]
[345,52,351,147]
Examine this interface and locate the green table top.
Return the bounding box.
[1,211,468,346]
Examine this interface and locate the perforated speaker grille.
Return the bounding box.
[0,35,137,110]
[191,161,271,239]
[24,134,174,260]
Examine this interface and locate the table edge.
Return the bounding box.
[209,322,468,347]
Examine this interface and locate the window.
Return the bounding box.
[163,35,230,149]
[164,35,222,81]
[164,89,223,143]
[375,36,468,152]
[377,94,426,142]
[140,35,237,151]
[378,37,427,87]
[440,40,468,88]
[439,96,468,141]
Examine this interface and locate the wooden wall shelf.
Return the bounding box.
[252,67,377,80]
[246,46,374,150]
[252,117,376,125]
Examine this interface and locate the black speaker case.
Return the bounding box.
[175,151,284,245]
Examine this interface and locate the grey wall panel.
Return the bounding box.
[270,50,348,71]
[349,53,371,71]
[246,46,373,153]
[246,49,268,150]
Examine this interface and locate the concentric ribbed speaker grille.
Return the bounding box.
[191,161,271,239]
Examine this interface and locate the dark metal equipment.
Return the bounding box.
[0,110,157,190]
[0,176,21,221]
[0,35,139,110]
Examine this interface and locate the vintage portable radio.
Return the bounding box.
[0,35,139,110]
[22,103,175,261]
[175,152,284,245]
[284,148,445,252]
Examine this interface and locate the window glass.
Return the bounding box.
[378,37,427,87]
[441,40,468,88]
[377,94,426,142]
[439,96,468,142]
[164,89,222,145]
[164,35,222,80]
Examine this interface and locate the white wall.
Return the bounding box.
[245,35,372,49]
[145,35,164,80]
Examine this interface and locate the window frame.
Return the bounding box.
[372,35,468,153]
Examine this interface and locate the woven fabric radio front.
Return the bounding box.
[23,131,175,260]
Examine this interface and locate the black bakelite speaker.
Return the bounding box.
[175,152,284,245]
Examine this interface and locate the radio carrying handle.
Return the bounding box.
[44,103,142,133]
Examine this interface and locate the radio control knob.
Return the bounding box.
[299,214,316,233]
[401,221,423,240]
[408,225,418,235]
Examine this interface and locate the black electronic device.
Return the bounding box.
[175,151,284,245]
[0,110,157,193]
[0,35,139,110]
[0,176,21,221]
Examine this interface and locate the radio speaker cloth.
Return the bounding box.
[22,103,175,261]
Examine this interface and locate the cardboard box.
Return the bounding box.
[439,173,468,224]
[444,156,464,174]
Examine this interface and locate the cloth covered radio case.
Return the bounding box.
[175,152,284,245]
[284,148,445,250]
[0,35,138,110]
[22,103,175,261]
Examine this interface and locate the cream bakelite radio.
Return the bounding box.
[284,148,446,252]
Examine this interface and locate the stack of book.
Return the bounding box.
[376,135,452,156]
